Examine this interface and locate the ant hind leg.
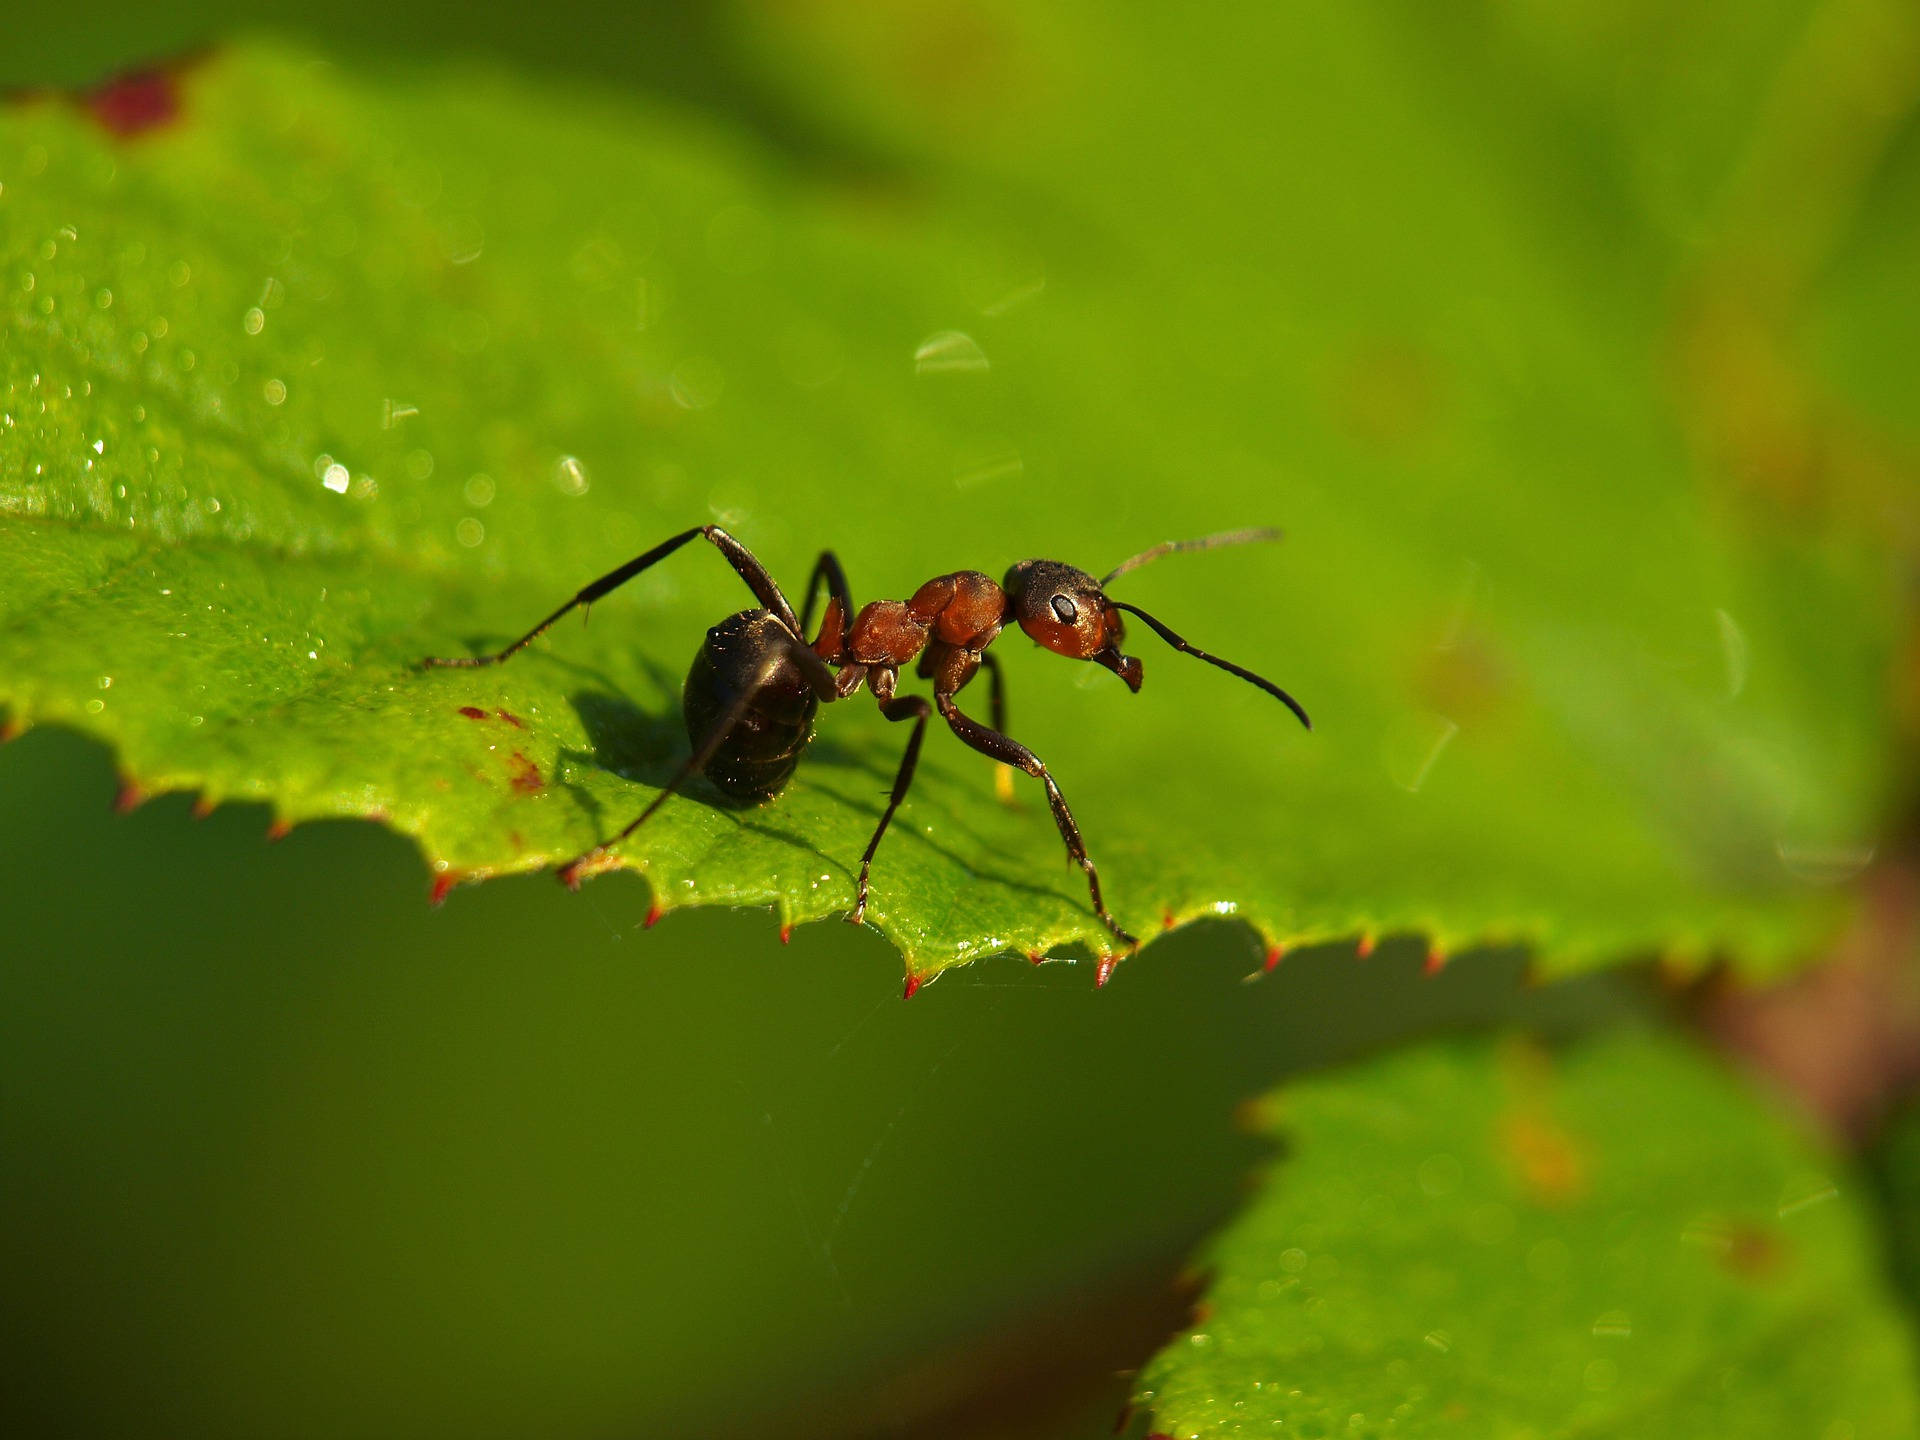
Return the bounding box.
[424,525,801,668]
[559,635,830,886]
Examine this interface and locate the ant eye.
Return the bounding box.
[1050,595,1078,625]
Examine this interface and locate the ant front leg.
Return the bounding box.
[934,694,1138,950]
[849,670,932,927]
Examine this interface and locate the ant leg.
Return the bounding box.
[979,653,1017,807]
[935,695,1138,949]
[980,652,1008,733]
[424,525,800,668]
[799,550,853,638]
[558,681,764,888]
[848,692,933,926]
[560,636,834,887]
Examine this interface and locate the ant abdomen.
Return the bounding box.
[683,609,819,800]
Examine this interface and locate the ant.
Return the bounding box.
[423,525,1309,951]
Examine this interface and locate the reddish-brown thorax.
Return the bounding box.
[841,571,1005,668]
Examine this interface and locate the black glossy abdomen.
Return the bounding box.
[682,609,818,801]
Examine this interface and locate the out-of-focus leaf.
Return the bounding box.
[1135,1030,1920,1438]
[1870,1094,1920,1321]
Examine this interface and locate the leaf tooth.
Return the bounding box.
[901,972,923,1001]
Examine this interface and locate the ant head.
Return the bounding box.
[1002,559,1143,691]
[1006,528,1312,729]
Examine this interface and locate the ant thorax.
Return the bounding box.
[842,570,1006,669]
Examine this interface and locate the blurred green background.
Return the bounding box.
[5,1,1919,1435]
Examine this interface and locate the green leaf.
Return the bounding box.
[1869,1094,1920,1321]
[1134,1030,1920,1438]
[0,16,1900,984]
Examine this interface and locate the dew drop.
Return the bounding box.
[553,455,589,496]
[1591,1310,1632,1339]
[913,330,989,374]
[670,356,725,409]
[1777,1173,1839,1217]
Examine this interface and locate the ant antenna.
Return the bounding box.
[1108,602,1311,730]
[1100,526,1282,588]
[1100,527,1308,730]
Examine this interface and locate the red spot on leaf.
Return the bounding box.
[457,706,487,720]
[496,709,527,729]
[265,817,292,842]
[902,972,923,1001]
[506,751,542,794]
[429,872,460,906]
[778,923,793,945]
[1424,944,1446,975]
[86,68,182,137]
[114,781,147,814]
[1161,908,1176,931]
[643,901,664,929]
[1264,943,1285,972]
[1027,949,1046,965]
[1356,932,1376,960]
[1721,1223,1785,1279]
[1501,1108,1588,1205]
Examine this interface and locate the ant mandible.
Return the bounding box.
[423,525,1310,951]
